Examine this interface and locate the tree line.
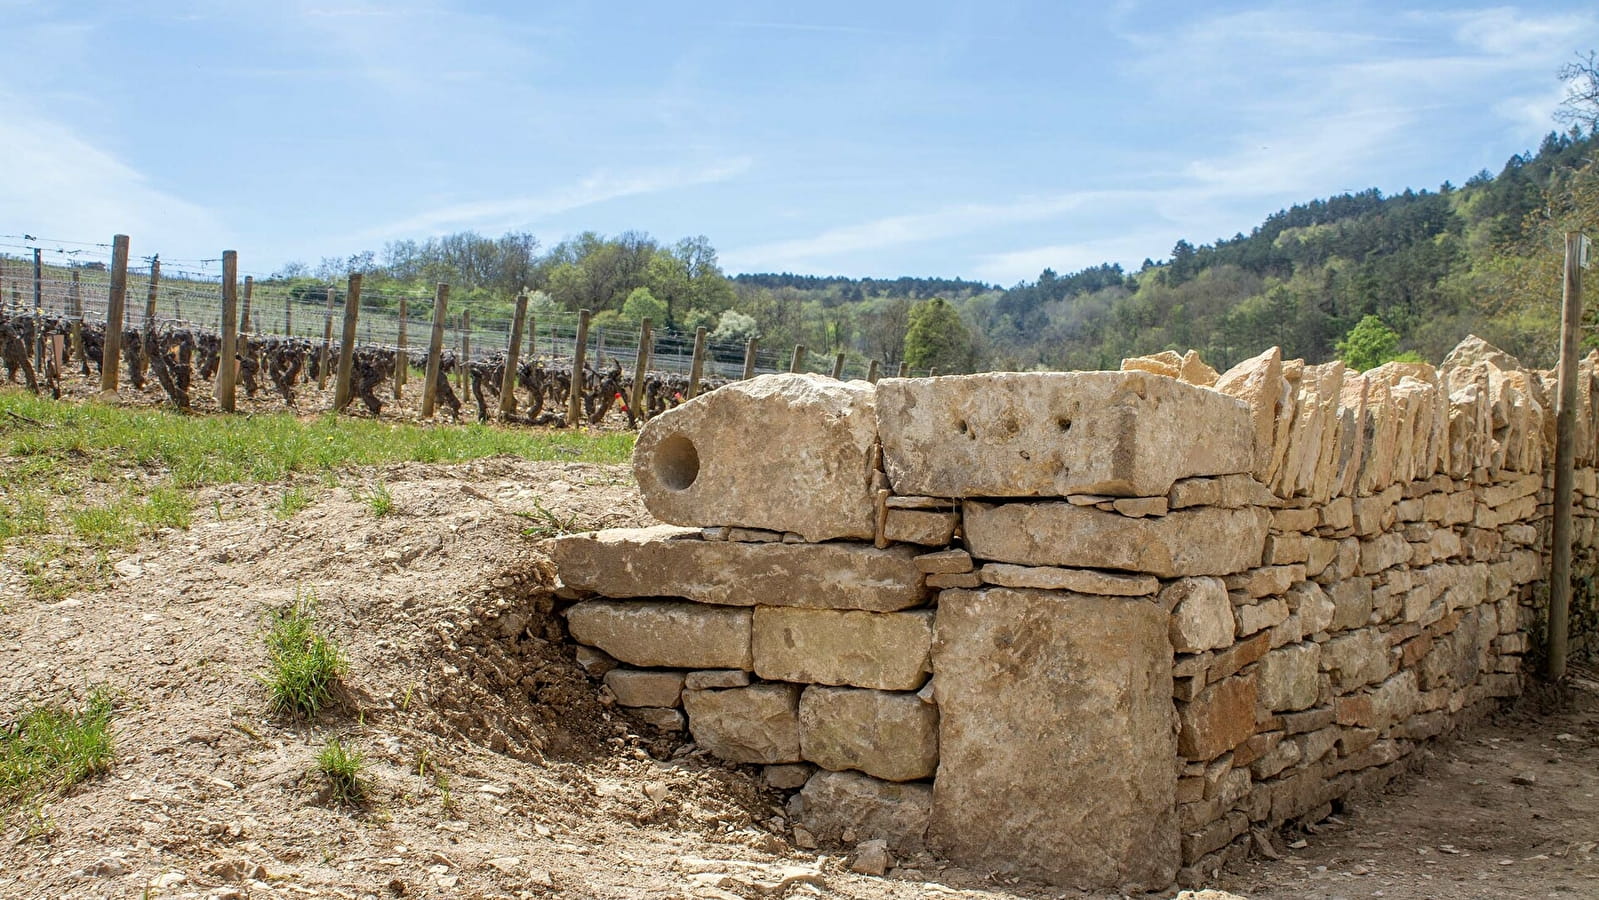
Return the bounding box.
[267,54,1599,375]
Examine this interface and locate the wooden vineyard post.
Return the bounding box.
[566,308,590,425]
[867,360,881,383]
[141,257,161,369]
[630,317,652,423]
[421,283,448,419]
[332,272,362,412]
[216,250,240,412]
[100,234,130,397]
[394,297,408,399]
[1549,232,1586,680]
[31,248,43,372]
[526,312,538,361]
[789,344,805,373]
[896,361,908,378]
[498,291,529,420]
[743,336,759,380]
[241,275,254,335]
[69,269,84,367]
[318,286,335,390]
[458,309,471,395]
[687,326,708,399]
[830,352,845,379]
[284,293,293,336]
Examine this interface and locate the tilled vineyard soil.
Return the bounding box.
[0,458,1595,899]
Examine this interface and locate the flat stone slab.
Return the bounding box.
[754,607,933,691]
[978,562,1158,596]
[682,684,802,765]
[550,525,928,611]
[799,686,938,782]
[875,371,1253,499]
[963,501,1270,577]
[565,600,751,669]
[633,373,879,542]
[930,587,1178,889]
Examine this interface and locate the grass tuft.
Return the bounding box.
[0,688,116,815]
[261,593,346,720]
[274,487,315,519]
[315,737,367,806]
[362,481,394,517]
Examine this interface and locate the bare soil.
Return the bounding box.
[1,458,1596,899]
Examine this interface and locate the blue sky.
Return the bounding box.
[2,1,1596,284]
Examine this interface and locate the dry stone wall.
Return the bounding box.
[545,338,1599,891]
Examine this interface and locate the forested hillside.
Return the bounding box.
[277,120,1596,375]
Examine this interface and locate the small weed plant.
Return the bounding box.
[0,688,115,816]
[315,737,367,805]
[261,593,346,719]
[514,498,581,539]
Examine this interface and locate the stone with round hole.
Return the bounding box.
[633,373,880,542]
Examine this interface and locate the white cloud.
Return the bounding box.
[722,190,1130,272]
[0,94,225,255]
[355,157,754,241]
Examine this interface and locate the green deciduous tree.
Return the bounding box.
[903,298,975,373]
[1336,314,1423,370]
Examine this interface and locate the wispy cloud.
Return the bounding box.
[722,189,1130,273]
[356,157,754,241]
[0,92,225,254]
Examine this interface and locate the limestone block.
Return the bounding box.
[1164,577,1235,652]
[1235,598,1289,637]
[1288,581,1335,634]
[913,549,973,574]
[800,770,933,853]
[550,525,927,612]
[632,708,685,731]
[1258,643,1321,712]
[632,373,878,541]
[682,684,802,765]
[565,601,751,669]
[963,501,1270,578]
[883,509,959,546]
[925,572,980,589]
[1215,347,1285,480]
[1328,578,1374,632]
[683,669,750,690]
[603,669,686,708]
[799,687,938,782]
[876,371,1253,499]
[753,607,932,691]
[1321,629,1392,691]
[1169,474,1278,509]
[1359,532,1412,574]
[1177,673,1258,760]
[980,562,1159,596]
[929,587,1177,889]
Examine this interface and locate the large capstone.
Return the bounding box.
[929,587,1178,889]
[875,371,1254,498]
[632,373,879,542]
[549,525,927,611]
[962,501,1271,577]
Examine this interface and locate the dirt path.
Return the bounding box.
[1,459,1595,899]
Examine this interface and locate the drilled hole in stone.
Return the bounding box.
[654,433,700,491]
[1056,417,1073,433]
